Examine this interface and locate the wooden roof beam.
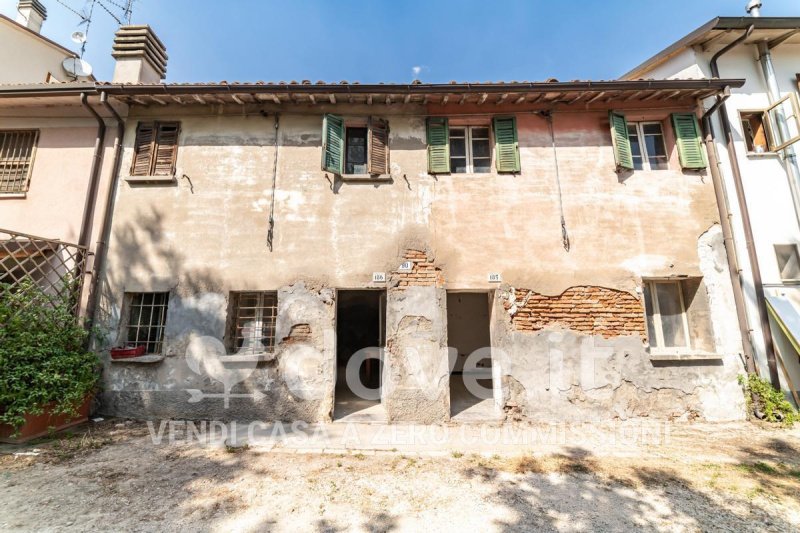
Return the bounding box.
[477,93,488,105]
[641,89,666,101]
[441,95,449,105]
[585,91,606,104]
[403,93,411,104]
[497,93,508,104]
[231,94,245,105]
[150,95,167,106]
[328,94,336,104]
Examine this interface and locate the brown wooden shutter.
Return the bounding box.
[367,117,389,175]
[131,122,155,176]
[152,122,180,176]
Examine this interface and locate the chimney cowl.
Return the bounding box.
[746,0,762,16]
[111,25,168,83]
[15,0,47,33]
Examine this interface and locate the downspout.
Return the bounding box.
[701,91,756,373]
[78,93,106,249]
[84,92,125,334]
[710,25,782,388]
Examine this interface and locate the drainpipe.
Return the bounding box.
[756,40,800,230]
[702,93,756,373]
[84,92,125,334]
[710,26,782,388]
[78,93,106,249]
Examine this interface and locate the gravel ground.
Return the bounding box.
[1,419,799,532]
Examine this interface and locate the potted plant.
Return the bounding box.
[0,279,100,443]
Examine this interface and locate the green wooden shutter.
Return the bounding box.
[671,113,707,169]
[609,111,634,171]
[426,117,450,173]
[321,113,344,174]
[493,116,520,173]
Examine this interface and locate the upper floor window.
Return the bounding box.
[426,116,519,174]
[131,121,180,177]
[322,115,389,176]
[775,244,800,283]
[0,130,39,194]
[740,94,800,155]
[610,112,707,172]
[449,126,491,173]
[627,122,668,171]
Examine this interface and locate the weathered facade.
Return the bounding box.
[89,82,748,423]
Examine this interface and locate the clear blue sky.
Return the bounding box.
[3,0,800,83]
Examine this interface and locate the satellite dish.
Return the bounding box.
[62,57,93,77]
[71,31,86,44]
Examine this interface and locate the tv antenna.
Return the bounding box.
[54,0,136,62]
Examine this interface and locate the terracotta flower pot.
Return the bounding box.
[0,396,92,444]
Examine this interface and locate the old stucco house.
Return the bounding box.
[0,23,751,424]
[622,12,800,406]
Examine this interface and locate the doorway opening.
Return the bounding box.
[334,289,386,422]
[447,291,498,421]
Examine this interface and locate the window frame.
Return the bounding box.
[343,124,369,175]
[449,125,493,174]
[774,244,800,284]
[0,129,39,194]
[643,279,692,354]
[739,93,800,155]
[227,291,278,355]
[626,121,669,171]
[121,292,170,355]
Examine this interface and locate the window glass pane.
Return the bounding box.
[471,127,490,139]
[344,127,368,174]
[627,124,644,170]
[125,292,169,353]
[450,128,466,138]
[450,136,466,157]
[655,283,687,348]
[642,123,663,136]
[472,158,491,173]
[450,157,467,174]
[643,124,668,170]
[643,283,658,347]
[775,245,800,280]
[472,138,490,158]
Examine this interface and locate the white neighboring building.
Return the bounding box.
[0,0,93,83]
[623,15,800,404]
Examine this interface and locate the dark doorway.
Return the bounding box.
[334,290,386,421]
[447,291,497,420]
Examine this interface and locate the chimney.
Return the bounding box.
[111,25,167,84]
[15,0,46,33]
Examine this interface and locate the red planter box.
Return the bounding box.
[110,345,146,359]
[0,396,92,444]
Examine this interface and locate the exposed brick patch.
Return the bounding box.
[394,249,444,287]
[280,323,312,344]
[508,286,645,338]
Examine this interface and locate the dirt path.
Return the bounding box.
[1,420,799,532]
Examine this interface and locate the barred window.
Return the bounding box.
[0,130,39,193]
[125,292,169,354]
[228,291,277,354]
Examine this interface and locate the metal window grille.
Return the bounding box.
[125,292,170,354]
[0,227,87,316]
[230,291,277,354]
[0,130,39,193]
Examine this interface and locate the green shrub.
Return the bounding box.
[739,373,798,427]
[0,280,99,433]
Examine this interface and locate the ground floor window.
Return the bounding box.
[643,280,690,352]
[228,291,277,354]
[124,292,169,354]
